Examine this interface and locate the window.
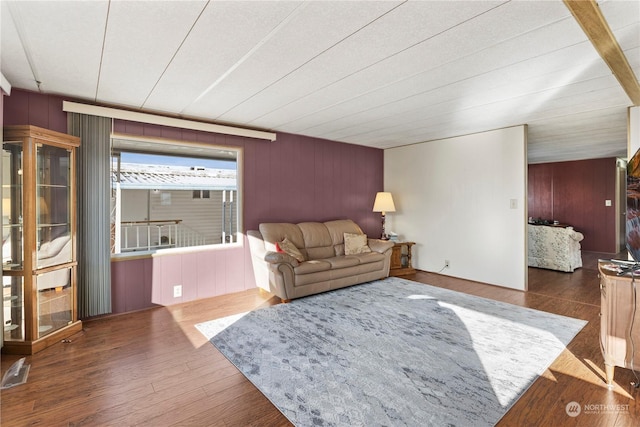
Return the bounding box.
[192,190,211,199]
[110,136,240,254]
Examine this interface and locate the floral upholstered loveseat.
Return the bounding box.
[527,224,584,272]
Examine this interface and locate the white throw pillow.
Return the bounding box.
[344,233,372,255]
[277,237,305,262]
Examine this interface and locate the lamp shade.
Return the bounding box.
[372,192,396,213]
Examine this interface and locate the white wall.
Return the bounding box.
[384,125,527,290]
[630,106,640,156]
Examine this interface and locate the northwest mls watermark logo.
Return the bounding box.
[566,400,629,417]
[565,401,581,417]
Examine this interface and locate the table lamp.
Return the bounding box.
[373,192,395,240]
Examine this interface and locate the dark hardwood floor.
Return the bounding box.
[2,251,639,426]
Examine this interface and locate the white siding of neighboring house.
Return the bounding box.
[149,190,219,245]
[118,189,238,251]
[121,189,148,222]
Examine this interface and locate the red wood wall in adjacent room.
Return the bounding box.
[528,158,618,253]
[4,89,384,315]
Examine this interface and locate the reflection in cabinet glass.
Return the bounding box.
[2,125,82,354]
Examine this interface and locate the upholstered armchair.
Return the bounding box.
[527,225,584,272]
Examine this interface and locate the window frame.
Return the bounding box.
[109,133,243,259]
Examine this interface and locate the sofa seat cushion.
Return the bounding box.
[294,260,332,275]
[295,270,333,286]
[349,252,386,264]
[324,256,360,269]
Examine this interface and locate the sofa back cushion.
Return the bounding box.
[258,219,366,261]
[324,219,365,255]
[297,222,335,260]
[259,223,306,254]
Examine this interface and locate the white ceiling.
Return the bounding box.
[1,0,639,163]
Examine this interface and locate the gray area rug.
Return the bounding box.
[196,277,587,426]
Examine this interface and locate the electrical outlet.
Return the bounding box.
[173,285,182,298]
[445,260,450,268]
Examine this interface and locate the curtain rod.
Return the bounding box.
[63,101,277,142]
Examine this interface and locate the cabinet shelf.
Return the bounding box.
[37,184,68,188]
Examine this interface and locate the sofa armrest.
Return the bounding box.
[368,239,394,254]
[566,228,584,242]
[264,251,300,267]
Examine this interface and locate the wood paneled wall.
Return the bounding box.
[4,89,384,314]
[528,158,618,253]
[3,90,67,133]
[112,120,383,236]
[3,90,384,237]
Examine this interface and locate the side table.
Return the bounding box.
[389,242,416,276]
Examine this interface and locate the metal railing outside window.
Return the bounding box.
[119,220,207,252]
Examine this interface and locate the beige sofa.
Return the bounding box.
[248,219,394,301]
[527,224,584,272]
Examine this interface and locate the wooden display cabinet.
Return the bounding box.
[598,262,640,386]
[2,125,82,354]
[389,241,416,276]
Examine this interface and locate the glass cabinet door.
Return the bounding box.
[36,267,72,338]
[3,142,25,341]
[2,141,24,270]
[36,144,72,269]
[35,144,73,339]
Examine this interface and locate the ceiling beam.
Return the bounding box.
[563,0,640,106]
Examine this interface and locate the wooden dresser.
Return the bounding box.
[598,262,640,386]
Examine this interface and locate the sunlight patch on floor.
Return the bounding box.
[191,311,249,347]
[581,358,634,398]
